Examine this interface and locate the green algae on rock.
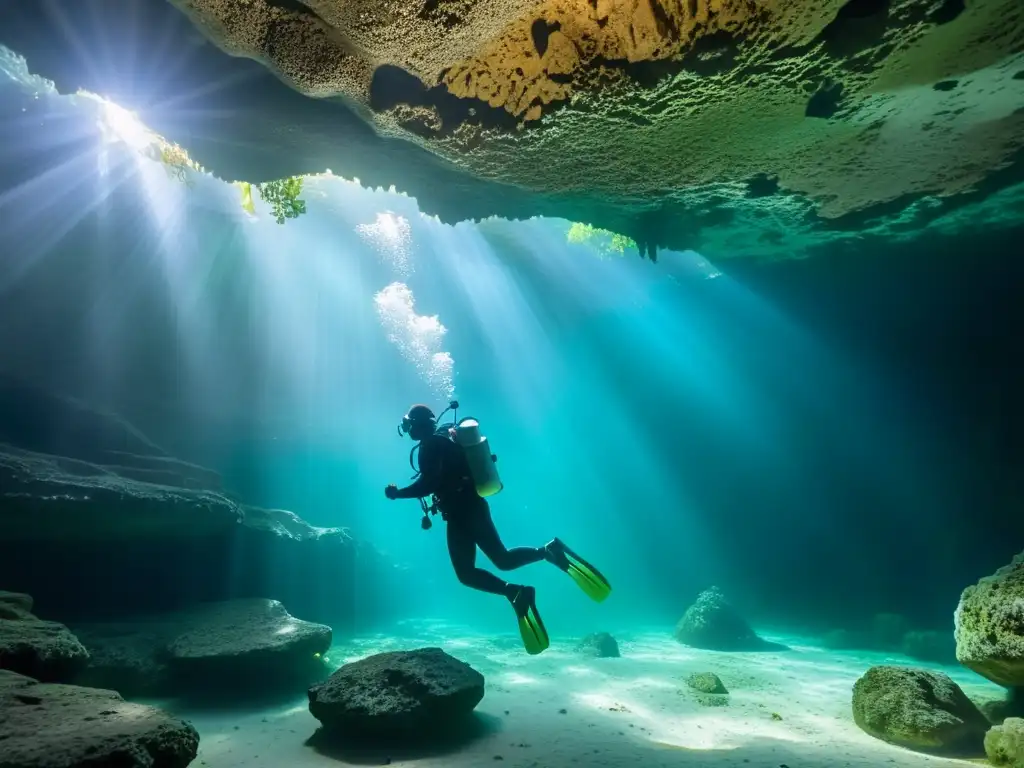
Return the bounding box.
[955,550,1024,688]
[851,665,989,754]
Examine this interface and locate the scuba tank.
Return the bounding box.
[452,418,503,497]
[405,400,504,503]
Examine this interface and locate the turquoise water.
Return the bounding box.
[0,42,1017,648]
[4,39,1024,768]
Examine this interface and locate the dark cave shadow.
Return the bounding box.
[165,685,309,715]
[305,711,503,765]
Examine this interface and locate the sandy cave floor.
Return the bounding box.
[163,621,1005,768]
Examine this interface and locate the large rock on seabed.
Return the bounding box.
[0,590,90,683]
[955,549,1024,688]
[851,665,990,753]
[0,669,199,768]
[74,599,332,698]
[674,586,777,650]
[308,647,486,737]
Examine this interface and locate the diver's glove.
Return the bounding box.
[384,484,399,500]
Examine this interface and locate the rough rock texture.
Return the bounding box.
[955,549,1024,687]
[0,445,242,542]
[851,665,990,753]
[674,586,778,651]
[986,717,1024,767]
[0,372,222,491]
[0,669,199,768]
[903,630,957,665]
[74,600,331,698]
[686,671,728,695]
[0,591,33,614]
[0,592,90,682]
[0,433,402,629]
[1,0,1022,259]
[166,599,331,682]
[308,648,485,737]
[576,632,620,658]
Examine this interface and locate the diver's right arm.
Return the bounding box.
[386,438,442,500]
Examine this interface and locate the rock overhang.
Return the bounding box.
[0,0,1021,261]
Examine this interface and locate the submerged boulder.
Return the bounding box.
[0,591,89,682]
[308,648,485,737]
[0,669,199,768]
[955,550,1024,687]
[986,717,1024,767]
[686,671,728,695]
[674,587,776,651]
[851,665,989,753]
[576,632,620,658]
[76,599,331,697]
[167,598,331,684]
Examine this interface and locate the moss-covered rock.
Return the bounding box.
[955,550,1024,688]
[686,671,728,695]
[985,717,1024,767]
[851,665,989,753]
[0,592,89,683]
[674,586,779,651]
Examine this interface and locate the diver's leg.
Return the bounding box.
[471,500,546,571]
[457,502,549,654]
[446,516,516,597]
[543,537,613,603]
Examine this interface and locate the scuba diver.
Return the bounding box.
[385,402,612,654]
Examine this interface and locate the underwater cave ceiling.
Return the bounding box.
[3,0,1024,259]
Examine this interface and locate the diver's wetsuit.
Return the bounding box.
[394,433,544,596]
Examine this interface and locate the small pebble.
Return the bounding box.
[559,708,567,714]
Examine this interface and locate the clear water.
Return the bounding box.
[0,42,1018,768]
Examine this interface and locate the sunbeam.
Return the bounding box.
[2,32,1020,768]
